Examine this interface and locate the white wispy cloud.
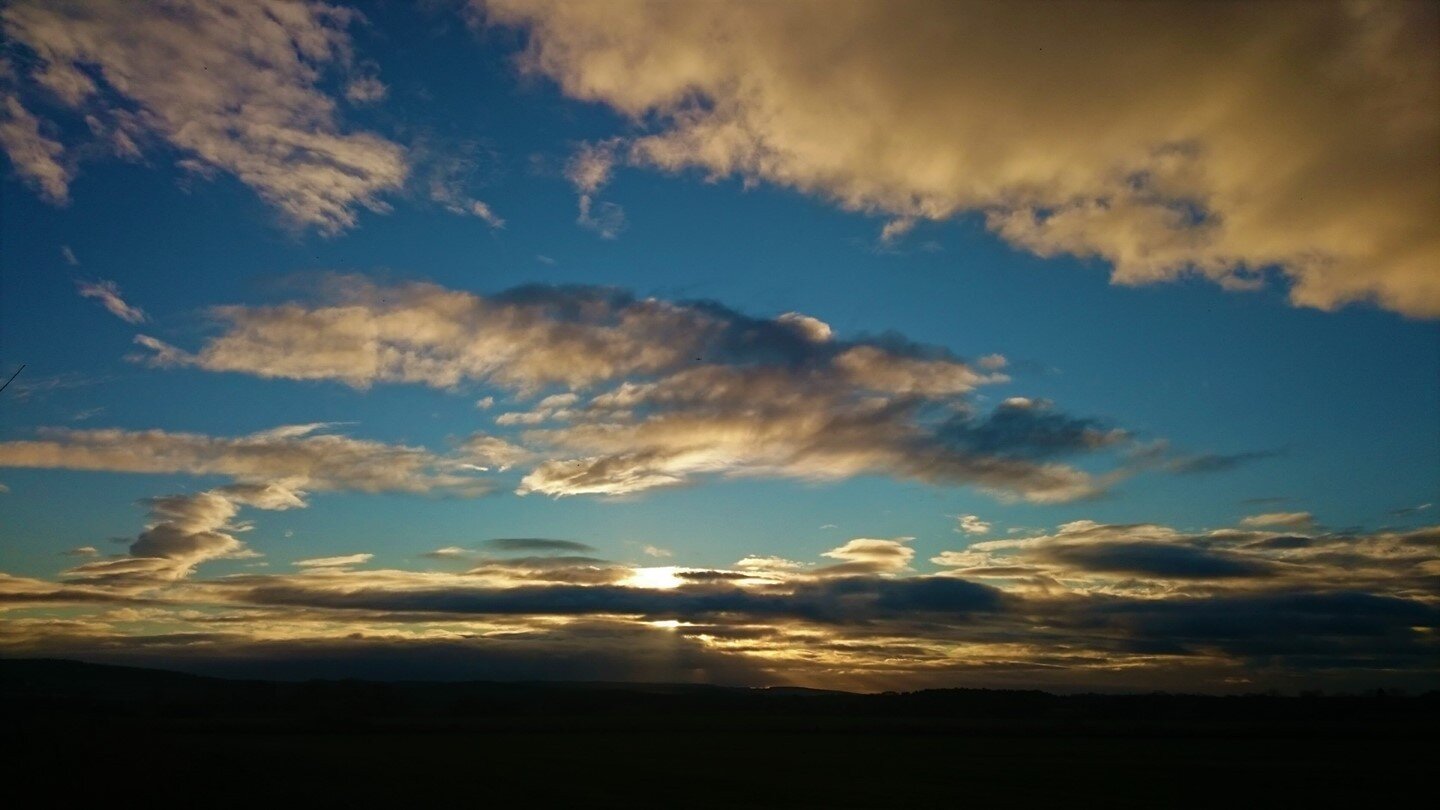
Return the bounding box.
[76,279,146,324]
[0,424,492,496]
[566,140,625,238]
[1240,511,1316,529]
[294,553,374,568]
[0,84,69,203]
[956,515,991,536]
[1,0,407,232]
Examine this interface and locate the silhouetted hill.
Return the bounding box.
[3,657,1435,733]
[6,658,1435,807]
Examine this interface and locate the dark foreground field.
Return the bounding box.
[4,659,1435,807]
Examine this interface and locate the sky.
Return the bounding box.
[0,0,1437,692]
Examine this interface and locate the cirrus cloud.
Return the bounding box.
[0,0,407,232]
[0,423,491,496]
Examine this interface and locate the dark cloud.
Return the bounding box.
[1041,541,1276,579]
[0,574,157,607]
[0,621,776,686]
[1167,449,1285,475]
[675,571,752,582]
[484,538,596,554]
[938,398,1125,460]
[967,522,1438,594]
[1240,535,1313,551]
[1074,590,1439,660]
[465,556,631,586]
[237,575,1004,625]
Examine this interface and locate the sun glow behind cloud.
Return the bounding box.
[624,567,685,590]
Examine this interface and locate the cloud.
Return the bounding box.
[566,140,625,237]
[466,201,505,229]
[0,423,491,495]
[878,217,916,246]
[1039,540,1276,580]
[133,277,1119,502]
[132,277,997,394]
[76,279,146,324]
[938,398,1126,460]
[1164,449,1285,475]
[0,84,69,203]
[937,519,1439,598]
[344,75,388,105]
[63,546,99,558]
[235,571,1004,625]
[956,515,991,536]
[63,483,303,587]
[3,371,111,403]
[1125,440,1285,479]
[484,538,596,554]
[1240,512,1316,529]
[470,555,632,586]
[515,367,1105,502]
[642,545,672,559]
[423,147,505,227]
[133,279,738,390]
[459,434,533,471]
[294,553,373,568]
[4,516,1437,691]
[1,0,406,232]
[422,546,470,560]
[0,573,157,609]
[483,0,1440,316]
[817,537,915,577]
[735,556,806,574]
[0,618,776,686]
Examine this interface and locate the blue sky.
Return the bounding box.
[0,1,1436,691]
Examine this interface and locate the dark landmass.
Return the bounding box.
[4,658,1436,807]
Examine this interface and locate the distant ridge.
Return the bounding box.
[3,658,1433,807]
[3,657,1434,730]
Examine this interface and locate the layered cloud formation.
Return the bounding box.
[483,0,1440,316]
[932,520,1439,600]
[4,269,1373,688]
[0,423,491,495]
[0,0,405,231]
[125,277,1137,502]
[2,517,1435,691]
[0,423,494,589]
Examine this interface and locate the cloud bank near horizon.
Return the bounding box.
[2,516,1434,692]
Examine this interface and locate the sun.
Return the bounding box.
[624,566,684,589]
